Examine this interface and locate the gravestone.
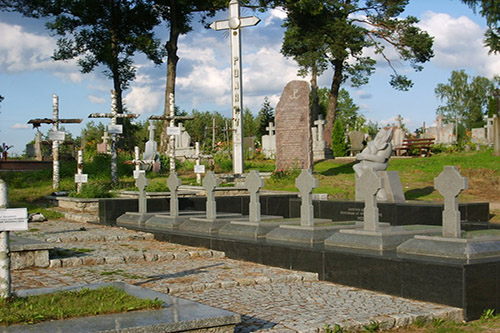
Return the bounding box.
[144,122,158,160]
[172,123,196,158]
[392,115,405,151]
[167,172,182,218]
[244,137,255,153]
[246,170,263,223]
[348,131,364,156]
[275,81,313,170]
[261,122,276,158]
[135,171,149,215]
[97,131,110,154]
[435,166,468,238]
[471,128,487,144]
[426,115,455,144]
[358,168,382,232]
[295,169,318,227]
[203,171,219,220]
[312,115,333,160]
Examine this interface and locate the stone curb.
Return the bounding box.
[44,232,155,243]
[167,272,319,294]
[49,250,226,268]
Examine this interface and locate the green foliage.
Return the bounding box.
[435,70,498,132]
[256,97,275,138]
[146,180,168,192]
[462,0,500,53]
[331,120,348,157]
[324,323,343,333]
[0,286,162,326]
[69,183,113,198]
[481,308,496,322]
[213,153,233,173]
[362,320,380,332]
[243,107,258,138]
[182,110,229,152]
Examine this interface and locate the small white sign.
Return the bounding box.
[108,124,123,134]
[133,170,145,179]
[0,208,28,231]
[48,130,65,141]
[167,127,181,136]
[194,164,205,174]
[74,174,88,183]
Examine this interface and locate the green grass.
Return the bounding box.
[0,286,162,326]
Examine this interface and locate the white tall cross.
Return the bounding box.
[148,122,155,142]
[266,122,275,136]
[211,0,260,175]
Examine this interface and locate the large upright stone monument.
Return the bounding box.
[275,81,313,170]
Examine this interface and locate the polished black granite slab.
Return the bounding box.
[98,196,489,227]
[120,223,500,321]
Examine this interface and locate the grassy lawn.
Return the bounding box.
[0,286,162,326]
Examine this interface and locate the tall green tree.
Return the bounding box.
[243,107,258,138]
[256,97,275,138]
[331,119,348,157]
[435,70,496,131]
[3,0,164,116]
[462,0,500,53]
[268,0,434,147]
[317,87,365,131]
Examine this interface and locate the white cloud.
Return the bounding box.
[264,7,287,26]
[87,95,106,104]
[124,85,163,115]
[10,123,31,129]
[418,11,500,77]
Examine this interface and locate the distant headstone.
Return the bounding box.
[312,115,333,160]
[34,131,43,161]
[434,166,468,238]
[471,128,487,144]
[261,122,276,158]
[392,115,405,149]
[167,172,182,218]
[135,171,149,214]
[144,122,158,160]
[244,137,255,153]
[426,115,455,144]
[275,81,313,170]
[97,131,110,154]
[203,171,219,220]
[295,169,318,227]
[245,170,264,223]
[348,131,364,155]
[358,168,382,232]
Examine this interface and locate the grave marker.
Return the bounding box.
[210,0,260,174]
[295,169,318,227]
[275,81,313,170]
[203,171,219,220]
[245,170,264,223]
[435,166,468,238]
[89,91,139,185]
[74,149,88,193]
[28,94,82,189]
[358,168,383,232]
[135,171,149,214]
[167,172,182,218]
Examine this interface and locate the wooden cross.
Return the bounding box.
[89,90,139,185]
[167,172,182,218]
[435,166,468,238]
[28,94,82,189]
[135,171,149,214]
[149,102,194,172]
[203,171,219,220]
[245,170,264,223]
[358,168,382,232]
[210,0,260,175]
[295,169,318,227]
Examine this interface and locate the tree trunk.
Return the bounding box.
[159,1,181,153]
[324,59,343,147]
[310,63,320,123]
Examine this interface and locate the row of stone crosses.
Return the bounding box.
[134,165,467,240]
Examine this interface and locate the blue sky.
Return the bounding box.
[1,1,499,155]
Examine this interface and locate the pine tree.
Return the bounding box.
[331,120,348,157]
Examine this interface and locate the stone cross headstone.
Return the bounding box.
[262,122,276,159]
[135,171,149,214]
[275,81,313,170]
[434,166,468,238]
[167,172,182,218]
[295,169,318,227]
[97,131,110,154]
[34,131,43,161]
[203,171,219,220]
[358,168,382,232]
[266,122,275,136]
[314,116,326,143]
[245,170,264,223]
[210,0,260,174]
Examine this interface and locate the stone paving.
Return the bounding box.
[11,220,463,332]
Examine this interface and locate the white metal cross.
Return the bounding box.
[210,0,260,175]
